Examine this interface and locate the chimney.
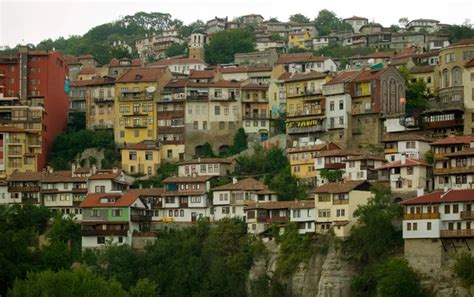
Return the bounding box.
[401,154,406,165]
[139,183,143,189]
[47,166,53,174]
[416,187,424,197]
[233,177,238,184]
[92,164,97,175]
[71,162,76,175]
[112,167,118,173]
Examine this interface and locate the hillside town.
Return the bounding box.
[1,9,474,297]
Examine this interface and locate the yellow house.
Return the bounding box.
[287,142,341,179]
[313,180,372,238]
[86,76,116,130]
[114,67,172,145]
[409,65,438,95]
[268,65,288,116]
[284,72,333,145]
[288,31,312,49]
[120,141,161,176]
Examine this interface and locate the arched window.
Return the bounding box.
[452,67,462,86]
[442,69,449,88]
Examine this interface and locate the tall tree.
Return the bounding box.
[204,29,255,64]
[314,9,353,36]
[289,14,310,23]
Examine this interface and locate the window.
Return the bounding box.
[129,151,137,160]
[97,237,105,244]
[95,186,105,193]
[453,204,459,214]
[339,100,344,110]
[193,121,198,130]
[214,106,220,115]
[118,237,123,243]
[445,204,450,214]
[339,117,344,125]
[219,121,225,129]
[145,151,153,160]
[406,141,416,149]
[167,150,172,159]
[224,107,229,115]
[407,223,411,231]
[413,222,418,231]
[112,209,123,217]
[452,67,462,86]
[427,222,432,231]
[180,210,184,217]
[407,167,414,175]
[91,209,100,217]
[330,101,335,111]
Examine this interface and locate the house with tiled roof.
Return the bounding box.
[212,178,277,221]
[313,180,372,237]
[86,76,116,130]
[288,142,341,180]
[178,158,237,177]
[376,156,431,200]
[120,141,161,176]
[148,57,207,75]
[314,149,362,185]
[400,188,474,274]
[276,52,337,74]
[107,58,142,77]
[87,168,129,194]
[381,134,432,162]
[344,155,386,181]
[4,172,43,205]
[343,16,368,33]
[80,190,152,248]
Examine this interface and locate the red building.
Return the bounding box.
[0,46,68,174]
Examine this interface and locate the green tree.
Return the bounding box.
[205,29,255,64]
[319,168,344,182]
[229,127,248,155]
[454,252,474,286]
[270,32,283,41]
[178,20,205,37]
[129,278,159,297]
[268,17,280,23]
[375,258,427,297]
[8,268,128,297]
[344,183,402,265]
[200,142,216,158]
[289,14,310,23]
[48,214,81,259]
[165,43,187,57]
[314,9,353,36]
[275,223,313,276]
[439,24,474,43]
[399,66,429,116]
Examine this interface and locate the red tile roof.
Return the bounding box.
[116,67,167,83]
[448,39,474,47]
[376,159,429,169]
[88,170,122,180]
[213,178,268,191]
[165,79,187,88]
[80,192,139,208]
[7,171,43,182]
[109,58,142,67]
[78,66,97,75]
[351,68,386,82]
[324,71,359,85]
[179,157,235,166]
[148,57,205,66]
[220,64,272,74]
[163,176,214,183]
[189,69,215,79]
[241,83,268,90]
[277,53,327,64]
[344,16,368,21]
[400,189,474,205]
[287,142,340,153]
[381,134,432,142]
[0,126,27,133]
[410,65,435,74]
[313,180,371,194]
[430,136,474,146]
[161,189,207,196]
[285,71,329,82]
[41,171,87,183]
[466,59,474,68]
[122,141,160,150]
[126,188,165,196]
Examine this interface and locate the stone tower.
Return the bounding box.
[188,32,207,61]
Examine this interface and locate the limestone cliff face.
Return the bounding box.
[248,240,355,297]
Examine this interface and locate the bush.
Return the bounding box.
[454,252,474,286]
[275,223,313,276]
[375,258,427,297]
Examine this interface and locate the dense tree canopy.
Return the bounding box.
[314,9,353,36]
[204,29,255,64]
[289,14,310,23]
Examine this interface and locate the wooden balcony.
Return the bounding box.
[8,186,40,193]
[440,229,474,238]
[81,229,128,236]
[287,125,324,134]
[384,148,398,154]
[157,110,184,119]
[325,163,345,170]
[333,199,349,205]
[433,166,474,175]
[424,119,463,129]
[267,216,289,223]
[403,213,440,220]
[131,214,152,222]
[461,211,474,220]
[157,126,184,133]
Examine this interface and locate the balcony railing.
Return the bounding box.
[287,125,323,134]
[461,211,474,220]
[403,213,441,220]
[186,95,208,101]
[94,97,114,102]
[424,119,464,129]
[157,110,184,118]
[267,216,289,223]
[333,199,349,205]
[8,186,40,193]
[440,229,474,238]
[325,163,345,169]
[157,126,184,133]
[131,214,152,222]
[287,109,323,117]
[81,229,128,236]
[125,124,147,129]
[433,166,474,175]
[384,148,398,154]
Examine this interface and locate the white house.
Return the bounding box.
[382,135,432,162]
[178,158,237,177]
[87,168,129,194]
[148,57,207,75]
[289,200,315,234]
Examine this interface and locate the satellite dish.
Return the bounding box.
[146,86,156,93]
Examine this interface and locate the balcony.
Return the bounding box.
[287,125,324,134]
[8,186,40,193]
[242,97,269,103]
[333,199,349,205]
[93,124,113,130]
[461,211,474,220]
[118,94,154,101]
[287,109,323,118]
[384,148,398,154]
[403,213,441,220]
[267,216,289,223]
[424,119,463,129]
[440,229,474,238]
[94,97,114,102]
[243,114,268,120]
[131,214,152,222]
[125,124,147,129]
[81,229,128,236]
[157,110,184,119]
[433,166,474,175]
[157,126,184,133]
[325,163,345,170]
[160,139,184,145]
[186,95,208,101]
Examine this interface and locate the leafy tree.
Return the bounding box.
[454,252,474,286]
[344,183,402,265]
[399,66,429,116]
[165,43,187,58]
[399,17,409,28]
[266,165,308,201]
[200,142,216,158]
[229,127,248,155]
[67,112,86,131]
[289,14,310,23]
[39,241,74,271]
[439,24,474,43]
[375,258,427,297]
[287,47,311,53]
[205,29,255,64]
[388,24,401,33]
[250,275,286,297]
[270,32,283,41]
[48,214,81,259]
[8,268,128,297]
[268,17,280,23]
[274,223,313,276]
[129,278,159,297]
[314,9,353,36]
[319,168,344,182]
[178,20,205,37]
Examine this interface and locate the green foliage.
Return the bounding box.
[344,183,402,265]
[129,278,159,297]
[439,24,474,43]
[229,127,248,155]
[319,168,344,182]
[67,112,86,131]
[275,223,314,276]
[454,252,474,286]
[249,274,287,297]
[205,29,255,64]
[8,268,128,297]
[375,258,427,297]
[424,151,434,164]
[289,14,310,23]
[288,47,311,53]
[178,20,205,37]
[200,142,216,158]
[314,9,353,36]
[266,165,308,201]
[48,214,81,259]
[399,66,429,116]
[38,241,74,271]
[165,43,187,58]
[0,204,51,233]
[49,129,117,170]
[268,17,280,23]
[132,162,178,188]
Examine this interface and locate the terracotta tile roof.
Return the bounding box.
[85,76,116,86]
[41,171,87,183]
[179,157,235,166]
[241,83,268,90]
[343,16,368,21]
[400,189,474,205]
[278,72,291,80]
[161,189,207,196]
[211,80,241,88]
[285,71,329,83]
[381,134,432,142]
[277,53,318,64]
[64,55,81,65]
[466,59,474,68]
[148,57,205,66]
[313,180,370,194]
[411,50,439,59]
[78,54,95,60]
[88,170,121,180]
[80,192,139,208]
[391,48,418,60]
[165,78,187,88]
[255,189,276,195]
[74,166,91,174]
[213,178,267,191]
[410,65,436,74]
[220,64,272,74]
[287,142,340,153]
[116,67,167,83]
[163,176,214,183]
[78,66,97,75]
[7,171,43,182]
[122,141,160,150]
[351,68,386,82]
[448,39,474,47]
[109,58,142,67]
[70,79,96,87]
[189,69,215,79]
[0,126,27,133]
[430,136,474,146]
[376,159,429,169]
[315,149,361,158]
[245,201,294,210]
[126,187,165,196]
[345,155,386,162]
[351,51,395,60]
[324,71,359,85]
